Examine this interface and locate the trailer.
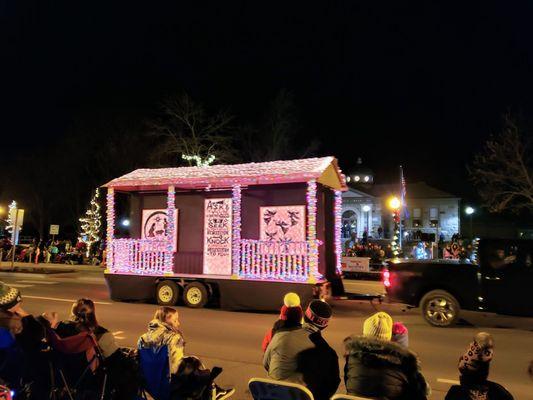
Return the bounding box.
[103,157,349,311]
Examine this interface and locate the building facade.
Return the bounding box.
[341,182,461,241]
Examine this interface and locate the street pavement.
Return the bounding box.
[0,267,531,400]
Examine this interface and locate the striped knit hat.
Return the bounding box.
[0,282,21,311]
[363,312,393,341]
[304,299,332,329]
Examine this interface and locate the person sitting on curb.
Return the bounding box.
[445,332,513,400]
[262,292,303,352]
[263,299,340,400]
[344,311,429,400]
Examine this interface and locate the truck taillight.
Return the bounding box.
[382,269,391,288]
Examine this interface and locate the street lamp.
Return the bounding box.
[388,196,401,210]
[465,206,475,239]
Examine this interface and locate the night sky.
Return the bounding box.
[2,1,533,198]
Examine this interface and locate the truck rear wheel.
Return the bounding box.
[183,282,209,308]
[156,280,180,306]
[420,289,460,327]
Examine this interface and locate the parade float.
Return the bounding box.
[103,156,347,310]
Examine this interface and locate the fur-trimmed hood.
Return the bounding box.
[344,335,421,374]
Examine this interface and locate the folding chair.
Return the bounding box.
[248,378,314,400]
[138,345,171,400]
[330,394,374,400]
[46,329,108,400]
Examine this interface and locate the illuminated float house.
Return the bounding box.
[103,156,347,310]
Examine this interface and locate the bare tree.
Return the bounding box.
[469,114,533,213]
[240,89,320,162]
[148,93,237,166]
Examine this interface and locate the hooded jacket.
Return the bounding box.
[343,335,429,400]
[138,319,184,374]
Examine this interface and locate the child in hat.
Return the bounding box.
[261,292,303,352]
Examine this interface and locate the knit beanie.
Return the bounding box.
[0,282,21,311]
[459,332,494,383]
[363,312,393,341]
[391,321,409,348]
[304,299,332,329]
[279,292,303,323]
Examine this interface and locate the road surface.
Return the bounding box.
[0,269,531,399]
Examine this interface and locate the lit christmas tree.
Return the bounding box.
[79,189,102,257]
[5,201,17,240]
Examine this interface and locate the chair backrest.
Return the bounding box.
[330,394,374,400]
[249,378,314,400]
[138,345,171,400]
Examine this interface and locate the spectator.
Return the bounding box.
[262,292,303,352]
[0,282,58,399]
[445,332,513,400]
[56,299,117,358]
[263,300,340,400]
[55,298,138,399]
[344,311,429,400]
[138,306,234,400]
[391,322,409,348]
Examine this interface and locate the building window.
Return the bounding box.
[430,207,439,227]
[412,208,422,227]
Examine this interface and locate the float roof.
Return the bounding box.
[104,156,347,191]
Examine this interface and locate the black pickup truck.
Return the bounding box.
[384,239,533,327]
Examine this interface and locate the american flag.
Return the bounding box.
[400,166,410,219]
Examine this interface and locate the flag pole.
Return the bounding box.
[399,165,403,250]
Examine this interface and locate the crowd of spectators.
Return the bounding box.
[0,285,523,400]
[0,237,105,266]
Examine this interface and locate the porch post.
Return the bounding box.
[231,184,242,279]
[306,180,320,282]
[165,185,176,274]
[106,187,115,271]
[334,190,343,275]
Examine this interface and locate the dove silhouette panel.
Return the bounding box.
[260,205,305,242]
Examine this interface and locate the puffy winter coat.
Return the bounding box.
[138,319,185,374]
[343,335,429,400]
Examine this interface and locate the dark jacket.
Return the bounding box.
[445,381,513,400]
[297,329,340,400]
[344,335,429,400]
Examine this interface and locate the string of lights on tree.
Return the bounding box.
[5,200,17,239]
[181,154,216,167]
[79,189,102,257]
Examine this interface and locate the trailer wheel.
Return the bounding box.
[156,280,180,306]
[183,282,209,308]
[420,289,460,327]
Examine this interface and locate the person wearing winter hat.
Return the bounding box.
[262,293,303,352]
[264,299,339,400]
[0,282,59,399]
[344,312,429,400]
[446,332,514,400]
[391,321,409,348]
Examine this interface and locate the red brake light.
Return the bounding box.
[382,269,391,288]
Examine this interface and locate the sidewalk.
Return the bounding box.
[0,261,103,273]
